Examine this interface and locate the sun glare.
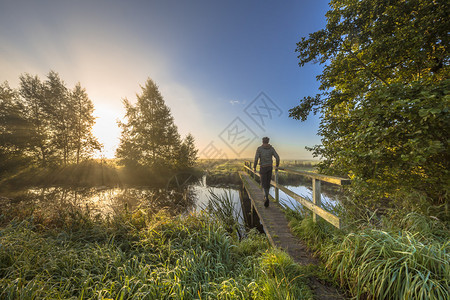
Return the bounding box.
[92,105,123,159]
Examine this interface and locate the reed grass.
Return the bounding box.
[252,249,313,300]
[0,194,313,299]
[205,189,244,239]
[287,206,450,300]
[323,229,449,299]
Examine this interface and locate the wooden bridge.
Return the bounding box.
[239,162,351,299]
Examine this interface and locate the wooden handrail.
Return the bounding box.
[270,180,341,228]
[244,161,350,185]
[242,162,346,229]
[278,167,351,186]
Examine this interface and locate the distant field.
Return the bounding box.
[196,159,319,187]
[196,159,318,171]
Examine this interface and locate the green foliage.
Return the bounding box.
[251,249,313,300]
[71,83,102,163]
[0,82,32,176]
[399,212,450,242]
[288,210,450,300]
[116,79,198,170]
[232,228,269,258]
[177,133,199,169]
[0,71,100,169]
[289,217,338,251]
[323,230,449,299]
[322,80,449,206]
[290,0,449,209]
[207,190,243,238]
[0,206,312,299]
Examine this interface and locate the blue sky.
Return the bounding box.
[0,0,330,159]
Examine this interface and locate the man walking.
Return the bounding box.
[253,137,280,207]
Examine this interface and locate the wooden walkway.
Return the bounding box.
[239,171,345,299]
[239,171,317,264]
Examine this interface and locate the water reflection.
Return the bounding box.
[0,174,343,227]
[0,187,198,225]
[270,184,343,215]
[0,182,242,224]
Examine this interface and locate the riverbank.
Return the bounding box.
[0,159,204,192]
[0,193,317,299]
[0,159,319,192]
[2,158,446,299]
[285,207,450,299]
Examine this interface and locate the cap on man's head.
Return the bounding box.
[262,137,270,144]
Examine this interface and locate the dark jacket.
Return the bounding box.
[254,144,280,168]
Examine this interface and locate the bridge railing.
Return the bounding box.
[243,161,350,229]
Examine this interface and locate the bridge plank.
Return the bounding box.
[242,166,342,229]
[239,170,345,299]
[239,171,318,265]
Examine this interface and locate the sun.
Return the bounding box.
[92,104,123,158]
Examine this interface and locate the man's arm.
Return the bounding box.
[253,148,260,171]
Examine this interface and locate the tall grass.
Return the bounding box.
[323,230,449,299]
[287,207,450,300]
[206,190,244,239]
[0,193,313,299]
[252,249,313,299]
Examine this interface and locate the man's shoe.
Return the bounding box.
[264,197,269,208]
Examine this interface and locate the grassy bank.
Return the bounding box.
[0,194,314,299]
[286,208,449,299]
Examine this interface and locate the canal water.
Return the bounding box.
[1,175,342,225]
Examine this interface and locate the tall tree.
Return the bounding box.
[116,99,141,167]
[0,82,30,175]
[116,79,183,168]
[178,133,198,168]
[17,72,100,167]
[71,83,101,163]
[44,71,72,165]
[19,74,52,166]
[290,0,449,206]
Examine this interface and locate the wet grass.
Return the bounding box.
[287,207,450,299]
[0,192,314,299]
[206,190,244,239]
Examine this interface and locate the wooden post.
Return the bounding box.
[275,169,279,202]
[313,179,321,223]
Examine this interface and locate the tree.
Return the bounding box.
[178,133,198,168]
[0,82,24,151]
[71,83,102,164]
[116,79,190,169]
[17,72,100,167]
[116,99,141,167]
[0,82,31,175]
[290,0,449,207]
[44,71,73,165]
[19,73,52,166]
